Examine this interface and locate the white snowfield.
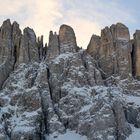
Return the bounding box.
[46,130,87,140]
[126,95,140,140]
[127,124,140,140]
[45,94,140,140]
[126,95,140,106]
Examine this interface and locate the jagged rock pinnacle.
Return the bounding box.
[59,24,78,53]
[47,31,59,60]
[132,30,140,79]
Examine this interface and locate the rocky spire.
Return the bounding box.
[59,24,78,53]
[12,21,22,64]
[37,35,44,60]
[17,27,39,65]
[110,23,130,41]
[0,19,40,88]
[132,30,140,79]
[0,19,16,87]
[46,31,59,60]
[87,34,101,59]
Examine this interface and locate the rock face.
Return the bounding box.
[59,24,78,53]
[17,27,39,65]
[0,63,65,140]
[0,19,21,88]
[48,50,103,103]
[46,31,59,60]
[87,35,101,59]
[0,20,40,88]
[46,25,78,59]
[12,21,22,64]
[37,35,46,60]
[132,30,140,79]
[1,19,140,140]
[87,23,132,79]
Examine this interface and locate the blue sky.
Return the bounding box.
[0,0,139,48]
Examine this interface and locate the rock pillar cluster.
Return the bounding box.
[87,23,139,79]
[1,19,140,91]
[0,19,39,88]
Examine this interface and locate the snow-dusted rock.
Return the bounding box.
[48,50,103,103]
[0,19,21,88]
[57,86,131,140]
[0,62,65,139]
[1,19,140,140]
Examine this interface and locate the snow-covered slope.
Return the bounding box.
[1,52,140,140]
[127,124,140,140]
[46,130,87,140]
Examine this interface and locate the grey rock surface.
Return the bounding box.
[59,24,78,53]
[132,30,140,79]
[87,23,132,79]
[46,31,59,60]
[0,19,21,88]
[17,27,39,65]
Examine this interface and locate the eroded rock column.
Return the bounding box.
[132,30,140,79]
[59,24,78,53]
[46,31,59,60]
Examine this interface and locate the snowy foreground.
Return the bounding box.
[48,95,140,140]
[127,124,140,140]
[126,95,140,106]
[45,130,87,140]
[45,95,140,140]
[1,53,140,140]
[126,95,140,140]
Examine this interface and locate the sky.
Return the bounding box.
[0,0,140,48]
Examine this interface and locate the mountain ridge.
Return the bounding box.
[0,19,140,140]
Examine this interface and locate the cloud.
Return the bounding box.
[57,0,136,47]
[21,0,62,43]
[0,0,62,44]
[59,12,101,48]
[0,0,136,48]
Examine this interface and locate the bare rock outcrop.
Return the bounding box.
[0,19,22,88]
[87,23,132,79]
[0,63,65,140]
[110,23,132,78]
[37,35,45,60]
[17,27,39,65]
[46,31,59,60]
[59,24,78,53]
[48,50,103,103]
[46,25,78,59]
[87,35,101,59]
[0,19,39,88]
[132,30,140,79]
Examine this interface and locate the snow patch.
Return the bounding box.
[46,130,87,140]
[52,53,73,64]
[126,95,140,106]
[127,124,140,140]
